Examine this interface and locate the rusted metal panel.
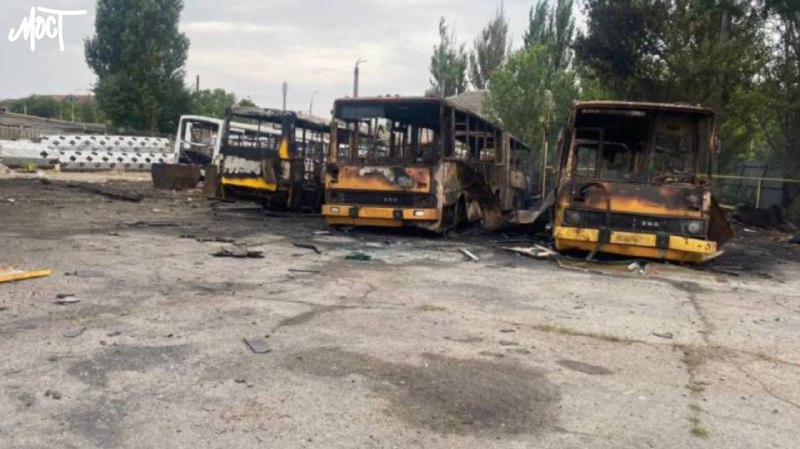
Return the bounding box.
[330,166,431,193]
[150,163,202,190]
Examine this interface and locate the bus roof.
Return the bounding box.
[228,107,331,133]
[573,101,715,116]
[333,96,529,149]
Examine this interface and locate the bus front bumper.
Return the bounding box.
[323,204,439,227]
[554,226,722,263]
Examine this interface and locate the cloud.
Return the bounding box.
[0,0,582,117]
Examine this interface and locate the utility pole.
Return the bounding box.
[309,90,319,116]
[541,90,555,194]
[354,58,367,97]
[282,82,288,112]
[195,75,200,93]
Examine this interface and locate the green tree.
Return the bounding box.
[761,0,800,177]
[468,6,510,90]
[486,0,579,147]
[0,95,61,118]
[237,97,257,108]
[524,0,575,71]
[85,0,191,134]
[429,18,468,97]
[574,0,768,173]
[486,44,578,149]
[190,88,237,118]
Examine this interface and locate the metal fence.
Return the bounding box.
[714,175,800,209]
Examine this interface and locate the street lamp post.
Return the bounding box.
[282,82,288,112]
[354,58,367,98]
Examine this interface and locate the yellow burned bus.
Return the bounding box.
[552,101,733,263]
[219,107,330,210]
[322,97,533,233]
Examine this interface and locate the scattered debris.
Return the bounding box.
[708,265,743,277]
[288,269,322,274]
[459,248,480,262]
[54,294,80,305]
[500,329,516,334]
[65,270,105,278]
[196,237,237,244]
[790,235,800,245]
[502,245,558,259]
[0,162,12,174]
[107,331,122,337]
[6,198,16,204]
[652,332,675,340]
[345,252,372,262]
[212,245,264,259]
[292,242,322,254]
[67,182,144,202]
[123,221,178,228]
[63,327,86,338]
[313,230,333,236]
[0,267,52,284]
[44,390,62,400]
[627,261,648,276]
[243,337,272,354]
[734,204,785,230]
[234,378,247,384]
[499,340,519,347]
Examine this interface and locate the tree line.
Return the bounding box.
[430,0,800,178]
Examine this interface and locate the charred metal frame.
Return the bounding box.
[323,97,533,232]
[219,107,331,211]
[553,101,734,263]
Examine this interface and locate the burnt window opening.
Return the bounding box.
[571,109,712,184]
[176,119,221,165]
[335,102,440,165]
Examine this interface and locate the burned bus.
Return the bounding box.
[322,97,533,233]
[552,101,733,263]
[218,107,329,210]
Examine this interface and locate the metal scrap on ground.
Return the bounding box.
[212,246,265,259]
[243,337,272,354]
[292,242,322,254]
[459,248,480,262]
[67,182,144,202]
[502,245,558,259]
[0,266,52,284]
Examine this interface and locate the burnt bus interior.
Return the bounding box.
[221,108,329,209]
[567,108,713,184]
[175,119,220,165]
[333,101,440,165]
[333,100,529,169]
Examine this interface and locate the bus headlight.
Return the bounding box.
[413,210,425,217]
[684,220,705,236]
[330,207,341,214]
[564,210,583,226]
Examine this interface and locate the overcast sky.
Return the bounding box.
[0,0,583,118]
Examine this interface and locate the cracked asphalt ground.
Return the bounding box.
[1,174,799,449]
